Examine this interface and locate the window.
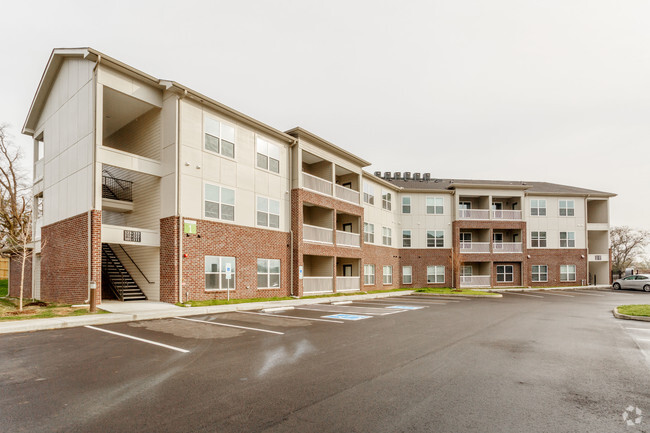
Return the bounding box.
[530,199,546,216]
[559,200,575,216]
[364,264,375,285]
[402,196,411,214]
[204,184,235,221]
[496,265,514,283]
[426,197,444,214]
[205,256,236,290]
[257,197,280,228]
[383,265,393,284]
[382,191,392,210]
[402,230,411,248]
[532,265,548,282]
[402,266,412,284]
[560,264,576,282]
[460,232,471,248]
[363,183,375,205]
[461,265,473,276]
[427,230,444,248]
[204,116,235,158]
[364,222,375,243]
[256,136,280,173]
[257,259,280,289]
[531,231,546,248]
[427,266,445,284]
[459,201,471,209]
[382,227,392,246]
[560,232,575,248]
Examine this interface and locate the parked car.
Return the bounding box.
[613,274,650,291]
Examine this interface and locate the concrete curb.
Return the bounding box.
[486,285,612,293]
[0,290,415,335]
[412,293,503,298]
[612,307,650,322]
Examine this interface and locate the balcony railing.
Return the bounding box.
[303,276,334,293]
[303,224,333,244]
[102,175,133,202]
[303,172,332,196]
[458,209,490,220]
[336,230,360,247]
[337,276,360,292]
[460,242,490,253]
[492,242,523,253]
[492,210,522,220]
[588,253,608,262]
[460,275,491,287]
[335,184,360,204]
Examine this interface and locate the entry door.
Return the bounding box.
[343,264,353,277]
[460,232,472,249]
[342,223,352,233]
[493,232,503,251]
[492,202,503,219]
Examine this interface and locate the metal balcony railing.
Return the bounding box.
[458,209,490,220]
[303,277,334,293]
[302,172,332,196]
[337,276,360,292]
[492,242,523,253]
[335,184,360,204]
[303,224,333,244]
[336,230,360,247]
[460,242,490,253]
[491,210,522,220]
[102,175,133,202]
[460,275,491,287]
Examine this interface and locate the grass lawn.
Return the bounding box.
[0,297,108,321]
[414,287,500,296]
[0,279,7,297]
[617,304,650,317]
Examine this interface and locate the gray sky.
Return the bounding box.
[2,0,649,249]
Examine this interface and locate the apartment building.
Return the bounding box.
[13,48,614,305]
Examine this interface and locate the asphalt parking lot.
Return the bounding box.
[1,289,649,433]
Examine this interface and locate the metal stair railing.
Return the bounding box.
[101,169,133,202]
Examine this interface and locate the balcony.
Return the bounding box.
[458,209,490,220]
[303,277,333,294]
[460,275,491,288]
[588,254,608,262]
[337,276,360,292]
[460,242,490,253]
[303,224,333,244]
[303,172,332,196]
[492,242,523,253]
[102,172,134,213]
[335,184,360,204]
[336,230,360,247]
[491,210,522,220]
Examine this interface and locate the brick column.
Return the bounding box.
[160,216,180,303]
[90,210,102,305]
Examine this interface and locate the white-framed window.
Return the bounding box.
[532,265,548,282]
[364,222,374,243]
[461,265,473,276]
[402,266,412,284]
[204,116,235,158]
[496,265,514,283]
[402,196,411,214]
[427,230,444,248]
[459,201,471,209]
[402,230,411,248]
[530,199,546,216]
[426,197,444,214]
[382,191,392,210]
[256,197,280,228]
[256,136,280,173]
[531,231,546,248]
[427,265,445,284]
[257,258,280,289]
[364,264,375,285]
[383,265,393,285]
[560,264,576,282]
[382,227,392,246]
[363,183,375,205]
[204,183,235,221]
[205,256,236,290]
[559,200,575,217]
[560,232,575,248]
[460,232,472,249]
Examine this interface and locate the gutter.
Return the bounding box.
[288,137,298,296]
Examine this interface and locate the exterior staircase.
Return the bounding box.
[102,244,147,301]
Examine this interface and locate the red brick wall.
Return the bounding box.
[160,216,180,303]
[525,249,588,286]
[492,262,522,286]
[398,249,453,288]
[9,254,32,298]
[180,218,291,301]
[41,212,100,304]
[361,244,401,290]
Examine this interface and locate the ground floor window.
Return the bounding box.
[461,265,473,276]
[532,265,548,282]
[364,264,375,285]
[257,259,280,289]
[427,265,445,283]
[496,265,513,283]
[402,266,412,284]
[383,265,393,285]
[205,256,236,290]
[560,264,576,282]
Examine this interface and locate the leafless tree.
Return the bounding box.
[611,226,650,277]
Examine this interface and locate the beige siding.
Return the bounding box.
[104,108,161,160]
[111,244,160,301]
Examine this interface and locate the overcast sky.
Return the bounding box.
[1,0,649,246]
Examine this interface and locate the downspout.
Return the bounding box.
[177,90,187,304]
[85,54,102,304]
[450,190,456,288]
[288,138,298,296]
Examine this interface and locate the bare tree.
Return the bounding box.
[0,125,32,311]
[610,226,650,277]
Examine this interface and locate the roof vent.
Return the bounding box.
[404,172,412,180]
[394,172,402,180]
[374,171,382,178]
[414,172,421,181]
[423,173,431,181]
[384,171,392,180]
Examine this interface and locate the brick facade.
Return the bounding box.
[525,249,588,286]
[9,253,32,299]
[160,216,180,303]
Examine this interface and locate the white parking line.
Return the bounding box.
[505,292,545,298]
[349,302,432,308]
[610,292,635,296]
[236,311,344,323]
[405,296,468,302]
[538,291,575,297]
[85,325,189,353]
[356,300,438,306]
[625,327,650,332]
[572,291,605,297]
[297,305,393,316]
[175,317,284,335]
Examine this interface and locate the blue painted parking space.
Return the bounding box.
[385,305,424,310]
[322,314,372,321]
